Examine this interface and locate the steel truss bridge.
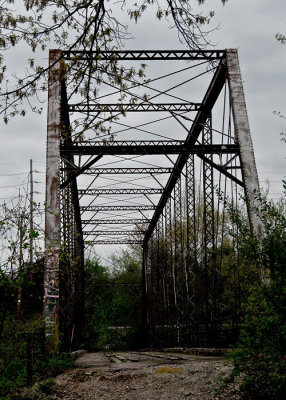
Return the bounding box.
[44,49,261,351]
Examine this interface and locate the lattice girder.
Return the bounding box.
[44,48,261,350]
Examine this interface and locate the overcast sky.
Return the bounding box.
[128,0,286,198]
[0,0,285,261]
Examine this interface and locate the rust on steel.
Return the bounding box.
[44,49,62,349]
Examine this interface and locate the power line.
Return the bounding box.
[0,172,29,176]
[0,184,27,189]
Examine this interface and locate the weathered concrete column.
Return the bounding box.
[44,49,62,350]
[226,49,263,237]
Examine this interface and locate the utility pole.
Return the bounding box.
[29,159,33,264]
[28,162,35,382]
[17,215,23,322]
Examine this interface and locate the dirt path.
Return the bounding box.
[22,351,241,399]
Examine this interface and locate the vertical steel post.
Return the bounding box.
[157,214,165,346]
[147,231,156,346]
[185,155,198,344]
[142,242,148,347]
[164,197,173,344]
[174,177,183,344]
[202,116,216,345]
[186,156,197,262]
[44,49,62,349]
[226,49,262,236]
[159,213,168,325]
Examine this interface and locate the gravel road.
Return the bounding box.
[21,351,241,399]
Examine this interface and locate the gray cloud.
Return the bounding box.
[0,0,285,260]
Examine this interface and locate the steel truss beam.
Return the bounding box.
[78,140,183,145]
[90,240,143,245]
[78,189,163,195]
[63,49,225,60]
[197,154,244,187]
[173,177,184,341]
[185,155,198,341]
[81,205,156,211]
[81,219,150,224]
[202,117,216,339]
[91,283,141,287]
[62,143,239,156]
[45,47,261,351]
[60,154,103,189]
[83,230,144,236]
[81,168,173,174]
[143,59,228,245]
[69,103,201,113]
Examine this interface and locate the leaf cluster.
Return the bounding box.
[216,193,286,400]
[0,316,74,397]
[83,250,143,350]
[0,0,225,123]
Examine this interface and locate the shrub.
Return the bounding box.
[0,318,74,397]
[37,378,56,395]
[217,192,286,399]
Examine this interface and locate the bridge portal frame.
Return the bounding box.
[44,48,260,350]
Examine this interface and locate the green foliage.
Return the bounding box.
[110,247,142,282]
[0,258,44,335]
[83,250,143,351]
[0,318,74,397]
[37,378,56,395]
[45,352,74,375]
[275,33,286,44]
[217,193,286,399]
[0,200,43,274]
[0,256,73,397]
[0,319,43,396]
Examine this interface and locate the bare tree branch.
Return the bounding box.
[0,0,226,123]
